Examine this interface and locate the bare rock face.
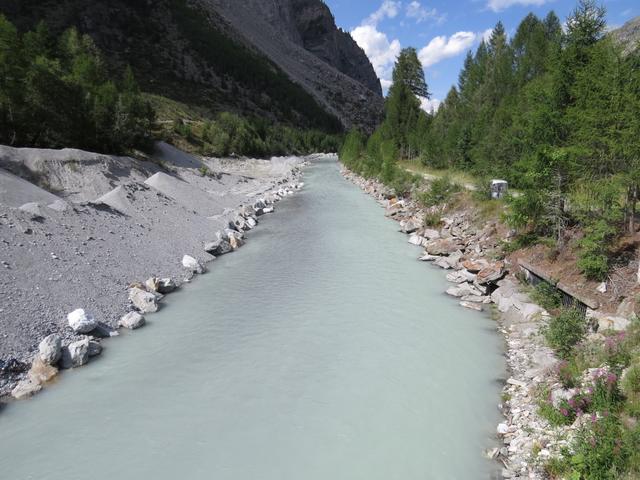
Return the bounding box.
[204,0,384,130]
[611,16,640,56]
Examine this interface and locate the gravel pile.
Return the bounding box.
[0,142,308,396]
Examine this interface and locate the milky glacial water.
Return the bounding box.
[0,157,505,480]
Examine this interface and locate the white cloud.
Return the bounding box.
[481,28,494,42]
[418,31,477,67]
[406,1,444,24]
[351,25,402,91]
[486,0,551,13]
[363,0,401,27]
[420,97,441,114]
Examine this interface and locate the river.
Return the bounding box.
[0,157,505,479]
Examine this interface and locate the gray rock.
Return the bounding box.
[60,337,90,369]
[460,301,483,312]
[446,283,483,298]
[129,287,159,313]
[119,311,146,330]
[205,237,233,256]
[157,278,177,294]
[11,378,42,400]
[446,270,477,284]
[38,334,62,365]
[88,340,102,357]
[67,309,97,334]
[182,255,205,274]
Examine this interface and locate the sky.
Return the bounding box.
[324,0,638,112]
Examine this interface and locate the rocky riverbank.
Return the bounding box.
[341,167,574,479]
[0,143,316,401]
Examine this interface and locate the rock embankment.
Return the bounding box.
[342,168,571,479]
[0,143,313,400]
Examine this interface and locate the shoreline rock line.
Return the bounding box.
[341,166,564,479]
[0,144,316,402]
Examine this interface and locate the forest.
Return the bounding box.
[341,0,640,282]
[0,15,341,157]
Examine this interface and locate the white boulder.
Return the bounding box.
[67,309,97,334]
[119,311,146,330]
[182,255,205,274]
[129,287,159,314]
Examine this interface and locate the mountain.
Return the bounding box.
[0,0,383,131]
[611,16,640,56]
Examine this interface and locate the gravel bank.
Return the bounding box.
[0,142,316,397]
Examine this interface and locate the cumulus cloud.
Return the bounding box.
[351,24,402,88]
[363,0,401,27]
[420,97,441,114]
[418,31,477,67]
[486,0,551,13]
[405,1,444,24]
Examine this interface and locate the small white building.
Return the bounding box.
[491,180,508,199]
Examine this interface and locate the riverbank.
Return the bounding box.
[340,167,572,479]
[0,143,315,400]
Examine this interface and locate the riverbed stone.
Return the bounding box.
[60,337,90,369]
[11,378,42,400]
[460,301,483,311]
[157,278,177,294]
[182,255,205,274]
[38,334,62,365]
[446,283,483,298]
[476,262,507,285]
[119,311,146,330]
[28,358,58,384]
[446,270,477,284]
[67,308,97,334]
[425,238,463,256]
[129,287,159,314]
[205,237,233,256]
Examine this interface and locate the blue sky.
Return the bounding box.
[324,0,638,111]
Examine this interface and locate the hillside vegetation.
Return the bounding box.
[0,14,341,156]
[342,0,640,283]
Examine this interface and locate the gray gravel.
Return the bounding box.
[0,142,307,395]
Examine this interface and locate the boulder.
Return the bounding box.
[119,311,146,330]
[157,278,177,294]
[425,238,463,256]
[263,206,274,214]
[446,270,477,284]
[228,233,245,250]
[88,341,102,357]
[182,255,205,274]
[422,229,441,241]
[476,262,506,286]
[408,234,424,246]
[144,277,160,292]
[246,217,258,228]
[67,309,97,334]
[399,219,419,234]
[129,287,159,313]
[60,338,90,369]
[617,298,637,319]
[419,253,437,262]
[38,334,62,365]
[446,283,483,298]
[28,358,58,384]
[462,259,490,273]
[461,295,491,304]
[11,378,42,400]
[460,301,483,312]
[205,237,233,256]
[597,315,631,332]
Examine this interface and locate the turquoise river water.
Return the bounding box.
[0,157,505,479]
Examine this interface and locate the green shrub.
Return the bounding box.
[531,281,563,312]
[545,308,587,359]
[622,364,640,399]
[417,175,460,207]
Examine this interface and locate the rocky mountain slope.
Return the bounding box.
[0,0,383,131]
[612,15,640,56]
